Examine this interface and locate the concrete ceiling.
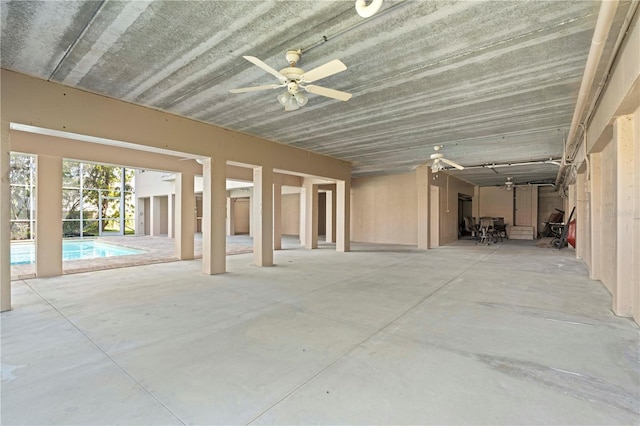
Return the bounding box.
[0,0,633,186]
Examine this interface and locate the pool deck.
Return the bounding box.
[10,234,258,281]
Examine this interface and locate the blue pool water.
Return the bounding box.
[11,240,144,265]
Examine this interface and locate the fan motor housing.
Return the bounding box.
[280,67,304,80]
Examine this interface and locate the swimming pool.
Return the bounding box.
[10,240,145,265]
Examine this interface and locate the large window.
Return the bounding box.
[9,154,36,240]
[9,154,136,240]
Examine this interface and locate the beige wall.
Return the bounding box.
[575,168,591,263]
[281,193,300,236]
[234,198,250,234]
[538,187,564,232]
[577,10,639,323]
[634,106,640,323]
[601,139,617,296]
[351,173,417,245]
[477,187,514,227]
[350,171,473,246]
[430,173,474,245]
[159,196,169,235]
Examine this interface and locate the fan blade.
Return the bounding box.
[440,158,464,170]
[300,59,347,83]
[304,85,352,101]
[243,56,287,82]
[229,84,283,93]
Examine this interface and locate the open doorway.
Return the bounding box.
[458,193,473,239]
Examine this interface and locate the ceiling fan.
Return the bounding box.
[504,177,514,191]
[229,50,352,111]
[429,146,464,173]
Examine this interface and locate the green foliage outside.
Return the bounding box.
[10,155,136,240]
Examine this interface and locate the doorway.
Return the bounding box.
[458,193,473,238]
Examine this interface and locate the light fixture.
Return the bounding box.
[504,177,514,191]
[293,91,308,106]
[355,0,383,18]
[277,85,308,112]
[431,159,443,173]
[277,91,291,106]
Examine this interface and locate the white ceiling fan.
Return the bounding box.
[429,146,464,173]
[504,177,514,191]
[229,50,352,111]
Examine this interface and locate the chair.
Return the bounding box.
[493,218,507,242]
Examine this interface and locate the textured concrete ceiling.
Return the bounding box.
[0,0,632,185]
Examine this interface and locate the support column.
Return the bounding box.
[253,167,273,266]
[336,179,350,252]
[416,165,431,249]
[614,115,634,316]
[325,189,335,243]
[151,196,161,236]
[202,158,226,275]
[1,123,11,311]
[304,179,318,249]
[226,197,235,236]
[167,194,175,238]
[273,183,282,250]
[590,152,602,280]
[174,173,195,260]
[135,197,145,236]
[576,170,588,261]
[36,155,63,278]
[299,187,306,246]
[249,194,253,237]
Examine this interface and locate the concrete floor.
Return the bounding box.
[2,239,639,425]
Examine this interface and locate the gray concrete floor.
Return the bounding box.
[2,239,639,425]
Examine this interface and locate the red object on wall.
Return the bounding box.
[567,219,576,248]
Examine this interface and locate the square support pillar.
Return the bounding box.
[1,123,11,311]
[304,179,318,249]
[299,188,306,246]
[273,183,282,250]
[150,196,162,236]
[336,179,350,252]
[416,165,431,249]
[36,155,63,278]
[249,195,253,237]
[226,197,235,236]
[175,173,195,260]
[613,115,635,316]
[326,189,336,243]
[590,152,602,280]
[253,167,273,266]
[135,197,145,236]
[202,158,226,275]
[167,194,175,239]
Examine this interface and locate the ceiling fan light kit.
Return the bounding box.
[355,0,383,18]
[230,50,352,111]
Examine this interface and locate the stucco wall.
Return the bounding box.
[634,106,640,324]
[575,169,591,263]
[234,198,250,234]
[350,171,473,246]
[538,187,564,233]
[600,139,617,296]
[351,173,418,245]
[477,187,514,227]
[281,193,300,236]
[430,173,474,245]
